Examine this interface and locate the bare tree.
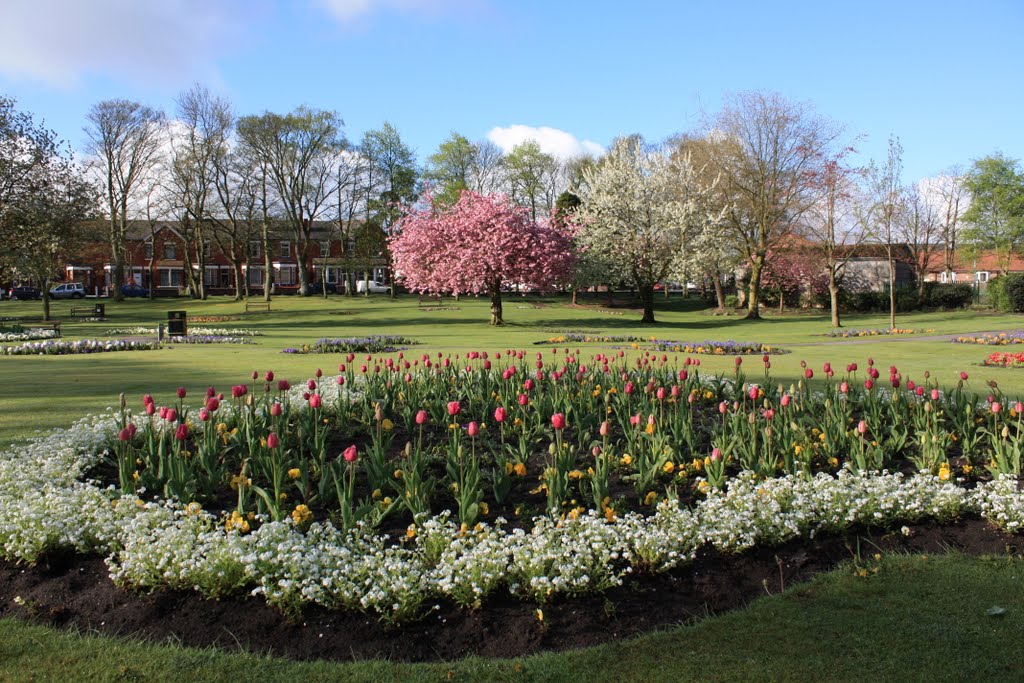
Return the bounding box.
[704,91,840,319]
[236,107,345,295]
[900,182,943,305]
[934,168,968,281]
[866,136,905,329]
[801,146,866,327]
[167,85,232,299]
[471,139,504,195]
[211,149,261,299]
[84,100,165,301]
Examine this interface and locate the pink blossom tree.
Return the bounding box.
[390,191,575,325]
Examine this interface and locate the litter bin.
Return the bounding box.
[167,310,187,337]
[93,303,106,318]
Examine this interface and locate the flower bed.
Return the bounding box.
[295,335,417,354]
[952,332,1024,345]
[0,339,160,356]
[1,352,1023,625]
[536,334,651,345]
[0,328,60,342]
[105,326,262,337]
[982,352,1024,368]
[647,339,785,355]
[825,328,934,338]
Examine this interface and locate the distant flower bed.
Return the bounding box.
[982,352,1024,368]
[287,336,417,355]
[825,328,934,338]
[164,335,255,345]
[189,315,239,323]
[952,332,1024,346]
[536,334,651,345]
[0,339,160,356]
[647,340,786,355]
[0,328,59,342]
[105,326,262,338]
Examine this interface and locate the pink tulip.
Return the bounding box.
[960,371,969,380]
[992,402,1002,414]
[270,402,283,417]
[176,387,187,399]
[206,386,216,398]
[805,369,813,379]
[551,413,566,430]
[857,420,867,435]
[165,408,177,423]
[448,401,461,416]
[748,386,759,400]
[1016,402,1024,415]
[780,394,792,407]
[415,409,429,425]
[710,447,722,462]
[657,387,666,400]
[206,397,219,412]
[599,421,610,437]
[343,444,358,462]
[144,402,156,416]
[143,394,154,406]
[865,379,874,390]
[309,394,322,409]
[494,407,506,423]
[198,408,210,422]
[467,421,479,437]
[719,401,728,414]
[931,389,940,401]
[679,369,688,381]
[175,423,189,441]
[839,382,849,394]
[118,427,132,442]
[518,394,529,407]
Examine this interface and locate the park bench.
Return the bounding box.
[25,320,61,336]
[70,306,99,319]
[418,294,443,306]
[244,301,271,313]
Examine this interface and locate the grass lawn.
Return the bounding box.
[2,293,1023,680]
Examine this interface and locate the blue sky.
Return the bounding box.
[1,0,1021,181]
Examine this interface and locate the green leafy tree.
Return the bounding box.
[503,140,558,220]
[961,153,1024,275]
[424,132,476,208]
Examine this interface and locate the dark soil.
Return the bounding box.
[0,517,1018,663]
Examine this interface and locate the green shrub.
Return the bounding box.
[1000,273,1024,312]
[724,294,739,309]
[988,277,1009,311]
[924,283,974,309]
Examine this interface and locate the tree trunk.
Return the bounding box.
[233,260,244,300]
[262,224,272,303]
[639,283,656,324]
[828,268,841,328]
[888,257,897,329]
[571,287,578,305]
[489,285,503,325]
[42,289,51,322]
[746,258,763,320]
[713,272,726,310]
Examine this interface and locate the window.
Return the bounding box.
[248,266,265,287]
[163,242,177,260]
[319,240,330,256]
[277,265,297,286]
[203,241,212,258]
[280,240,291,258]
[976,271,990,283]
[143,242,153,260]
[249,241,262,258]
[346,238,356,254]
[158,268,183,287]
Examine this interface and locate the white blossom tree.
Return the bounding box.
[576,136,720,323]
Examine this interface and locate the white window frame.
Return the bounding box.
[976,271,989,283]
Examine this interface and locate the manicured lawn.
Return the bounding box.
[1,554,1022,682]
[2,294,1024,680]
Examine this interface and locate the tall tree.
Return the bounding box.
[390,191,574,325]
[84,99,165,301]
[900,182,943,305]
[704,91,839,319]
[503,140,558,220]
[934,168,968,281]
[801,146,865,327]
[866,136,905,329]
[471,139,504,195]
[961,153,1024,275]
[577,136,720,323]
[0,98,96,320]
[424,132,476,207]
[167,84,232,299]
[236,107,346,296]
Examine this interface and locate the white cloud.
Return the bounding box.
[0,0,252,88]
[314,0,474,23]
[487,125,604,161]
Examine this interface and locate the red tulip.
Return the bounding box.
[175,423,189,441]
[265,371,274,382]
[415,409,428,425]
[960,371,969,381]
[865,379,874,390]
[176,387,187,399]
[343,444,358,462]
[804,369,813,379]
[447,401,461,416]
[309,394,322,409]
[551,413,566,430]
[206,397,219,412]
[198,408,210,422]
[517,394,529,407]
[494,407,506,423]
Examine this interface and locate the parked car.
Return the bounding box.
[307,282,339,295]
[8,285,42,300]
[121,283,150,298]
[355,280,392,295]
[49,282,86,299]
